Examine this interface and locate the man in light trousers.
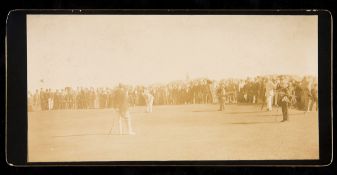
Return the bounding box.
[144,89,154,113]
[265,78,276,111]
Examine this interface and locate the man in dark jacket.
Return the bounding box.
[300,77,310,111]
[113,84,135,135]
[309,83,318,111]
[279,79,290,122]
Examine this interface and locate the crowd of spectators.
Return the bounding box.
[28,75,318,112]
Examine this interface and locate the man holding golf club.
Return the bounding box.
[112,84,135,135]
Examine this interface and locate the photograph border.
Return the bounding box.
[5,9,332,166]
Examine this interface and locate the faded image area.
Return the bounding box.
[27,15,319,162]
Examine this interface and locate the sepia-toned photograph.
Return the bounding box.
[27,15,319,162]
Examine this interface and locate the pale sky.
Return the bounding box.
[27,15,318,90]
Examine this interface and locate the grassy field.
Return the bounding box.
[28,104,319,162]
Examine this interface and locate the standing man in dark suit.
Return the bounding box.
[300,77,310,111]
[217,83,226,111]
[279,78,290,122]
[309,83,318,111]
[113,84,135,135]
